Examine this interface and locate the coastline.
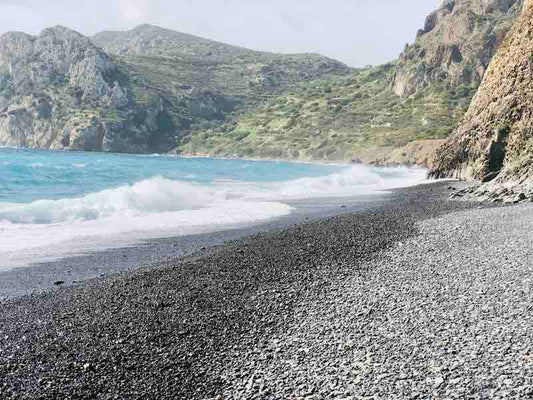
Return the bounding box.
[177,145,437,169]
[1,148,429,293]
[0,192,389,299]
[1,181,512,399]
[3,146,353,167]
[2,144,437,171]
[177,137,447,169]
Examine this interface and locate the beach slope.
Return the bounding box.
[1,183,532,398]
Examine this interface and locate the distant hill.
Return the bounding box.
[92,24,350,99]
[0,25,350,153]
[92,24,255,60]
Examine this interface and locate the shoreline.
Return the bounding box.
[0,181,505,399]
[0,192,389,299]
[177,139,444,169]
[1,148,428,282]
[177,152,354,167]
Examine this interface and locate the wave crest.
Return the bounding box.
[0,177,221,224]
[0,165,426,225]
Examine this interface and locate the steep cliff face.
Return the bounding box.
[393,0,522,97]
[431,0,533,197]
[0,26,175,152]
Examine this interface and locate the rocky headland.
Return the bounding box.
[0,26,160,153]
[430,0,533,202]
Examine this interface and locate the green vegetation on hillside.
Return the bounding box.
[179,64,474,161]
[1,2,521,160]
[89,10,519,162]
[96,24,353,153]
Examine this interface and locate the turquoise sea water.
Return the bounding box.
[0,148,426,268]
[0,148,344,204]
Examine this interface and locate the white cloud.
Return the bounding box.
[117,0,149,21]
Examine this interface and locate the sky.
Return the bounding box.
[0,0,438,67]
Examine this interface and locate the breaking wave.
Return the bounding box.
[0,165,425,225]
[0,162,426,269]
[0,178,223,224]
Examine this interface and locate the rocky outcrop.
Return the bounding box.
[0,26,173,152]
[0,27,129,108]
[392,0,523,97]
[430,0,533,200]
[381,140,447,169]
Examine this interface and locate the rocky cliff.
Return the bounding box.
[393,0,522,97]
[431,0,533,199]
[0,26,168,152]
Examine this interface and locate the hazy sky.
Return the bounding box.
[0,0,438,67]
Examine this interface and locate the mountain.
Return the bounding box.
[0,25,350,152]
[179,0,524,163]
[92,24,255,60]
[0,3,525,161]
[430,0,533,199]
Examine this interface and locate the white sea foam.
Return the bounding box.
[263,164,426,199]
[0,200,292,268]
[0,178,225,224]
[0,165,425,225]
[0,165,427,269]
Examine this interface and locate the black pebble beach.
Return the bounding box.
[2,182,530,399]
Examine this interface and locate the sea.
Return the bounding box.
[0,148,427,269]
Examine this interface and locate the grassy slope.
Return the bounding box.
[179,64,474,162]
[92,23,486,163]
[174,2,521,163]
[93,25,353,151]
